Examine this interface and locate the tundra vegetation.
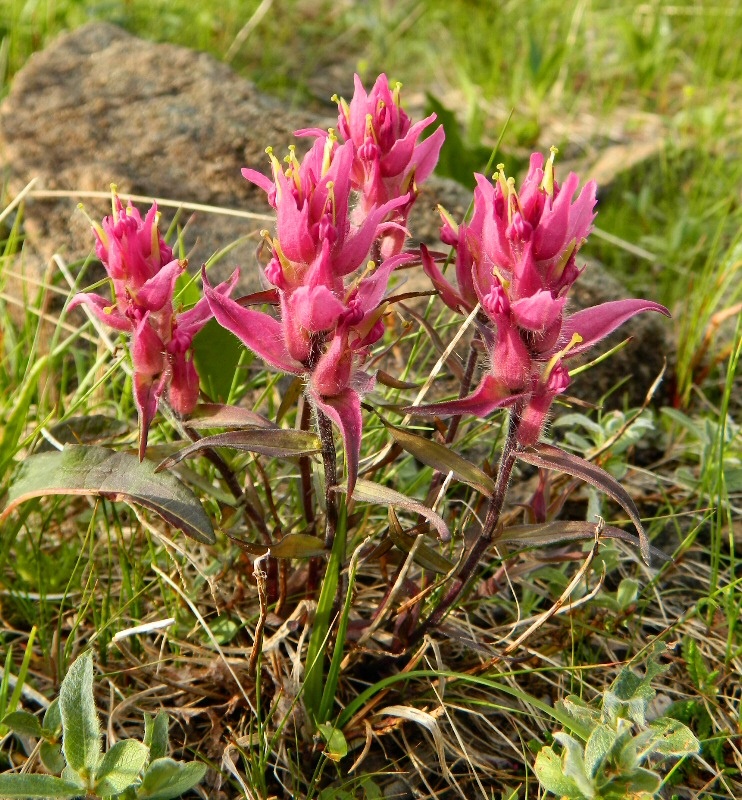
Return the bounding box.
[0,2,740,798]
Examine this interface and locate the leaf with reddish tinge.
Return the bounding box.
[380,418,495,496]
[156,429,321,472]
[186,403,276,429]
[388,510,456,574]
[228,533,326,559]
[2,445,215,544]
[516,443,651,564]
[339,478,451,542]
[375,371,421,390]
[498,521,669,561]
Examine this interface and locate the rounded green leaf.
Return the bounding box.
[138,758,207,800]
[2,710,44,738]
[94,739,149,795]
[40,741,67,774]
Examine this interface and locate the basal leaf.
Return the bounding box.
[497,521,668,562]
[1,445,215,545]
[388,510,455,574]
[270,533,327,559]
[0,774,83,798]
[59,652,101,778]
[516,443,650,564]
[34,415,129,452]
[94,739,149,795]
[138,758,208,800]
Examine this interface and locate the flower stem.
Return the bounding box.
[316,403,339,550]
[406,402,523,647]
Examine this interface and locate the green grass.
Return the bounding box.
[1,1,741,798]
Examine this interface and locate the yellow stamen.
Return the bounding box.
[151,210,161,263]
[437,204,459,237]
[77,202,108,246]
[540,146,559,196]
[321,131,336,177]
[344,260,377,303]
[392,81,403,107]
[543,332,583,382]
[110,184,119,221]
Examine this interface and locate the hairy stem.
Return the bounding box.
[407,403,523,647]
[425,335,480,506]
[316,404,339,549]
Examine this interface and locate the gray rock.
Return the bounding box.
[0,22,672,406]
[0,22,318,283]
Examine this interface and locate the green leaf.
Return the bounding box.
[381,418,495,496]
[94,739,149,795]
[558,695,601,731]
[59,651,101,778]
[2,709,44,737]
[43,698,62,736]
[138,758,207,800]
[40,741,67,774]
[683,636,711,691]
[615,578,639,610]
[1,445,215,545]
[584,724,618,779]
[553,733,595,799]
[638,718,700,760]
[156,429,321,471]
[0,773,83,798]
[147,711,170,762]
[423,93,503,188]
[387,510,455,575]
[497,522,668,562]
[602,767,661,796]
[60,766,86,788]
[533,746,586,799]
[270,533,327,559]
[225,533,327,559]
[317,723,349,762]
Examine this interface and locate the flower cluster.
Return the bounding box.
[71,194,236,458]
[204,81,439,492]
[298,73,445,258]
[417,149,670,444]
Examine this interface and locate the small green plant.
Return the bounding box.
[534,646,699,799]
[0,651,206,799]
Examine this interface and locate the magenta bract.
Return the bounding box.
[413,151,670,444]
[71,194,237,458]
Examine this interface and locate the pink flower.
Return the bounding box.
[410,151,670,442]
[209,139,416,494]
[298,74,444,257]
[70,193,237,458]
